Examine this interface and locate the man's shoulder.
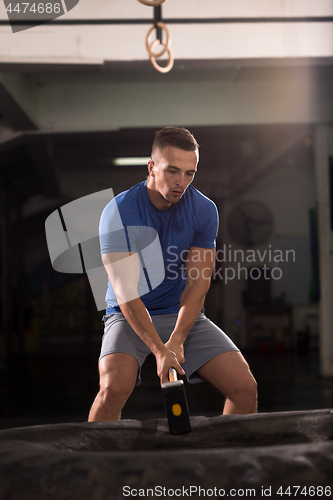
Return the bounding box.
[100,181,145,224]
[186,185,217,212]
[115,181,145,207]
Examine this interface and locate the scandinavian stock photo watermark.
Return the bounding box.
[166,244,295,283]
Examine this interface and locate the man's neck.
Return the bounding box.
[146,184,173,210]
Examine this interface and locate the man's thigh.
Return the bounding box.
[195,350,256,396]
[179,312,240,384]
[99,352,139,393]
[99,313,151,385]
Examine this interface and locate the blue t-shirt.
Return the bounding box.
[99,180,218,315]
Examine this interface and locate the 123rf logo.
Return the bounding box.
[3,0,80,32]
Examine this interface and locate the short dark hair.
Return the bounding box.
[151,126,199,155]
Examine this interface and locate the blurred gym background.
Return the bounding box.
[0,0,333,428]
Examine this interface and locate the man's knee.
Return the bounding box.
[243,375,258,401]
[99,380,134,408]
[228,372,257,404]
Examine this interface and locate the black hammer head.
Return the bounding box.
[161,379,191,435]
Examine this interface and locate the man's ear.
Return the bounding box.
[148,160,155,177]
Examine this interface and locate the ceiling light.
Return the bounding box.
[112,157,150,166]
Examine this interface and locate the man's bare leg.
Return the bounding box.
[196,351,257,414]
[88,353,139,422]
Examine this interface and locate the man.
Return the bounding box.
[89,127,257,422]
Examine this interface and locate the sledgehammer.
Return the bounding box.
[162,367,191,435]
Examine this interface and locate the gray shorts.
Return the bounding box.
[99,311,239,386]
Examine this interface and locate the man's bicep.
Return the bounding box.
[102,251,141,305]
[185,247,216,285]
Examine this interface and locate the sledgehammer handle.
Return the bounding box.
[168,367,177,382]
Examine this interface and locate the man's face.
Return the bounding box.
[147,146,198,209]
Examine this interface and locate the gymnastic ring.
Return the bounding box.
[137,0,165,6]
[150,41,174,74]
[146,22,169,58]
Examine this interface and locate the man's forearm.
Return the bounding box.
[168,279,209,344]
[119,297,185,383]
[119,298,166,356]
